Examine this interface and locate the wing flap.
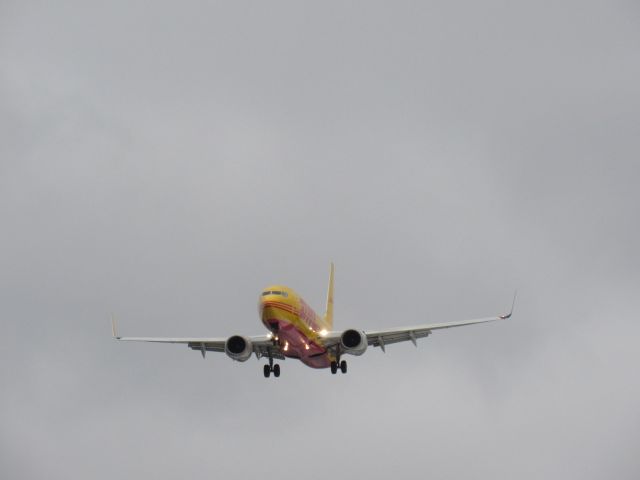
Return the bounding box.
[187,341,227,353]
[367,329,432,348]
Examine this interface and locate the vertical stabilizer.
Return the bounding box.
[324,262,335,330]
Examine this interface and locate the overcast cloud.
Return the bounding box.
[1,1,640,478]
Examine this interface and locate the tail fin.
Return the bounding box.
[323,262,335,330]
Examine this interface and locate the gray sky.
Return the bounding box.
[2,1,640,478]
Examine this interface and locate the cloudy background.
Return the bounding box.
[2,1,639,478]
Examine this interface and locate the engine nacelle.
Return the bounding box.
[340,329,368,356]
[225,335,253,362]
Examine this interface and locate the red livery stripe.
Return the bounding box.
[262,301,297,315]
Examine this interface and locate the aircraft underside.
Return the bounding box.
[261,317,348,377]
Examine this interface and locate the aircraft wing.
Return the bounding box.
[323,295,515,353]
[111,320,284,359]
[363,312,512,351]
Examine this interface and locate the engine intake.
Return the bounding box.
[340,329,367,356]
[225,335,253,362]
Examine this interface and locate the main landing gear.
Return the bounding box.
[330,359,347,374]
[263,357,280,378]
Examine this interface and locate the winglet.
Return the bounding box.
[111,314,120,339]
[499,291,517,319]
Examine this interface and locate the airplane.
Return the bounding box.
[112,264,515,378]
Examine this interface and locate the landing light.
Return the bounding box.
[319,329,328,337]
[305,343,309,350]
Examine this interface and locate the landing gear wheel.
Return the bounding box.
[273,364,280,378]
[330,361,338,374]
[263,364,271,378]
[340,360,347,374]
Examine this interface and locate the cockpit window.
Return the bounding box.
[261,290,288,297]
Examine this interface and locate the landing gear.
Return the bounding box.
[330,359,347,375]
[263,356,280,378]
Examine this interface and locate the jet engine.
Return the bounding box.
[340,329,368,356]
[225,335,253,362]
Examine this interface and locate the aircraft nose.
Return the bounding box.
[259,299,280,333]
[261,300,274,318]
[258,293,274,317]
